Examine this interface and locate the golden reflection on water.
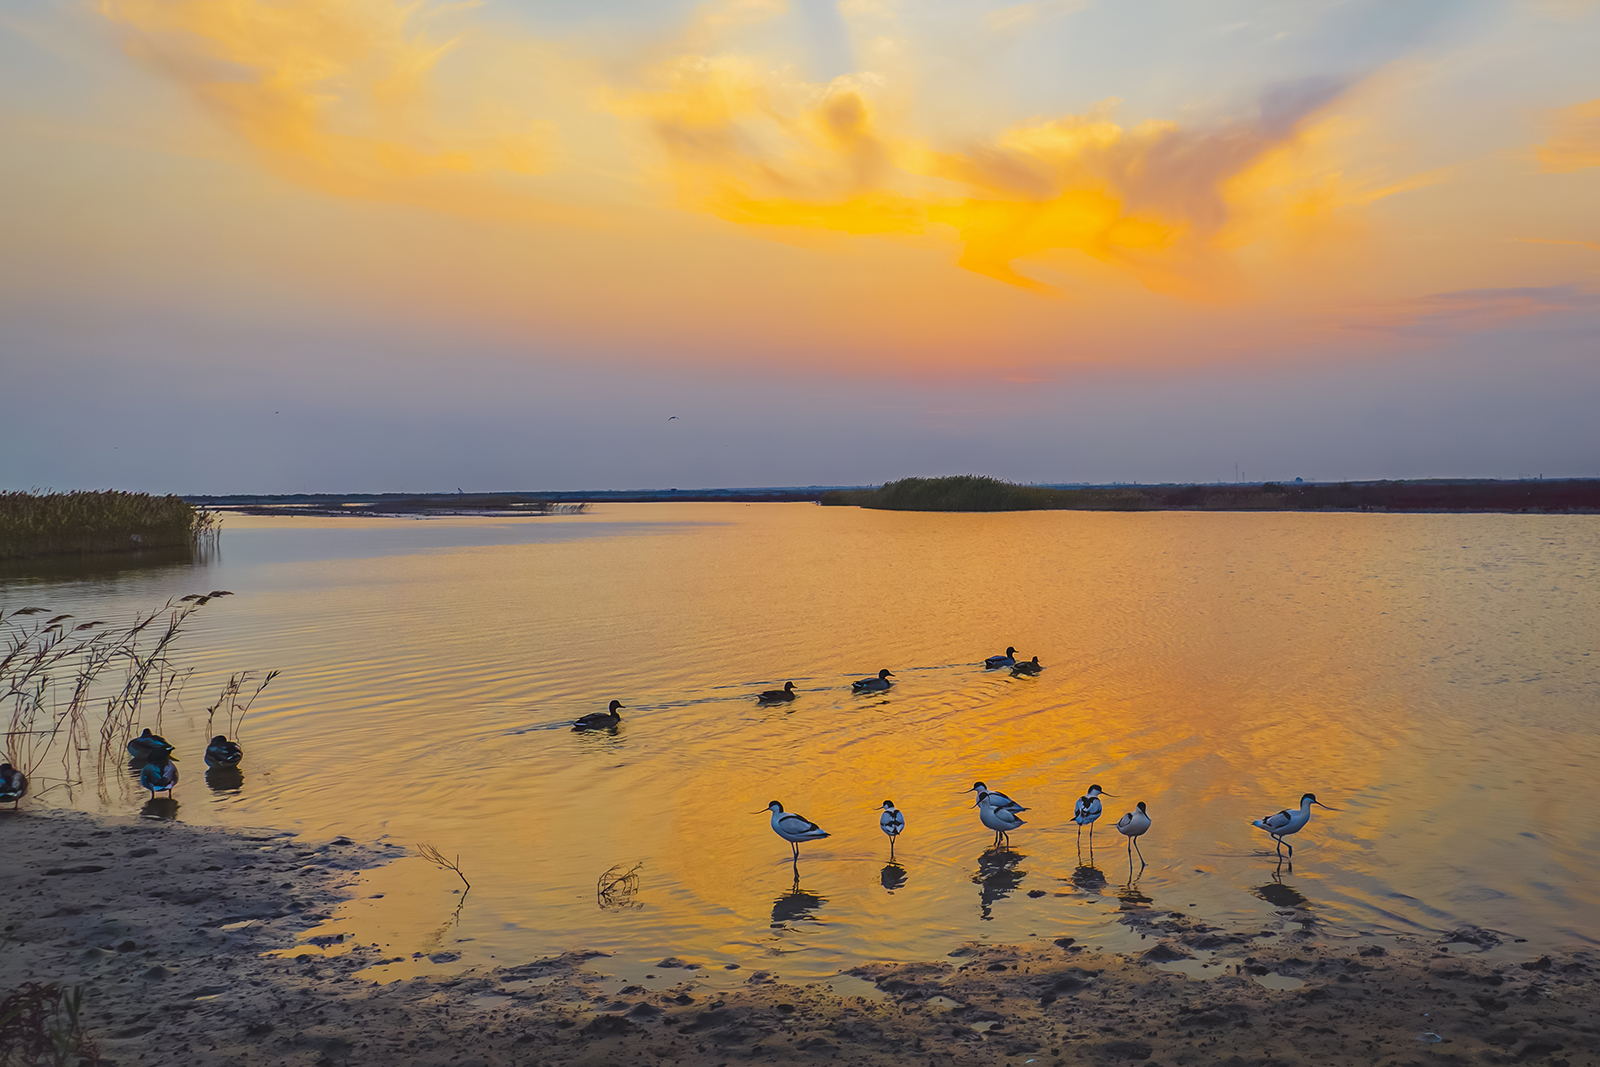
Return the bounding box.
[6,506,1600,976]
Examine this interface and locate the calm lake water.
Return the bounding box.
[4,505,1599,982]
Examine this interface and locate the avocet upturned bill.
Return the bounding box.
[758,800,831,860]
[1073,784,1115,843]
[1117,801,1151,867]
[1010,655,1043,676]
[878,800,905,857]
[1252,792,1339,857]
[963,781,1027,813]
[984,646,1018,670]
[975,791,1025,848]
[851,669,895,692]
[0,763,27,809]
[140,756,179,799]
[572,700,624,731]
[757,681,797,703]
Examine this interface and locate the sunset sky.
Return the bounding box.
[2,0,1597,491]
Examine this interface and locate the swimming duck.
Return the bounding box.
[0,763,27,808]
[140,756,179,799]
[204,735,244,768]
[1073,784,1115,843]
[1010,656,1042,676]
[976,791,1025,847]
[757,800,830,860]
[1251,792,1338,857]
[757,681,797,703]
[984,647,1018,669]
[127,728,175,760]
[962,781,1027,813]
[572,700,624,731]
[851,669,894,692]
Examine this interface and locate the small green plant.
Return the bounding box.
[0,982,100,1066]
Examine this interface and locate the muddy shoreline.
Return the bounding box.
[4,809,1596,1066]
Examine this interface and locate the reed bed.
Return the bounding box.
[1,592,245,800]
[0,490,219,560]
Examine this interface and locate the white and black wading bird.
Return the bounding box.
[1117,802,1151,869]
[758,801,831,861]
[1252,792,1339,857]
[878,799,905,857]
[1073,784,1114,844]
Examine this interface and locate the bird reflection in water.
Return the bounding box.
[1116,881,1153,908]
[205,766,244,794]
[1253,856,1313,911]
[1071,861,1107,892]
[879,862,908,893]
[141,797,179,821]
[973,847,1026,920]
[771,873,828,928]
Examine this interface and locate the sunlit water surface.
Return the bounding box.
[4,506,1598,983]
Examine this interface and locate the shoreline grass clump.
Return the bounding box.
[0,491,219,561]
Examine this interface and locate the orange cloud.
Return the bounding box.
[616,60,1373,294]
[99,0,560,217]
[1535,98,1600,173]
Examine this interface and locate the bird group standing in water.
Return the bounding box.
[567,642,1338,878]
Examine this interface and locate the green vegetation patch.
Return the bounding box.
[820,476,1149,512]
[0,490,217,560]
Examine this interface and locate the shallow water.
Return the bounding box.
[4,505,1598,980]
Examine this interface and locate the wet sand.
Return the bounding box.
[4,810,1597,1066]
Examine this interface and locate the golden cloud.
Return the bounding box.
[99,0,558,215]
[615,59,1394,294]
[1536,98,1600,173]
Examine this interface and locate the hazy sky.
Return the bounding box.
[2,0,1597,492]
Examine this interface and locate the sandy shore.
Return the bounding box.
[5,809,1597,1066]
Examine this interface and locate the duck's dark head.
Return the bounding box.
[1136,801,1147,812]
[608,700,624,714]
[784,681,795,691]
[210,735,228,745]
[879,669,894,679]
[1005,646,1016,656]
[0,764,13,775]
[140,728,153,738]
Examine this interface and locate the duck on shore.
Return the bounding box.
[127,728,175,761]
[140,756,179,799]
[573,700,624,731]
[984,647,1018,669]
[852,669,894,692]
[205,736,244,768]
[0,763,27,808]
[757,681,797,703]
